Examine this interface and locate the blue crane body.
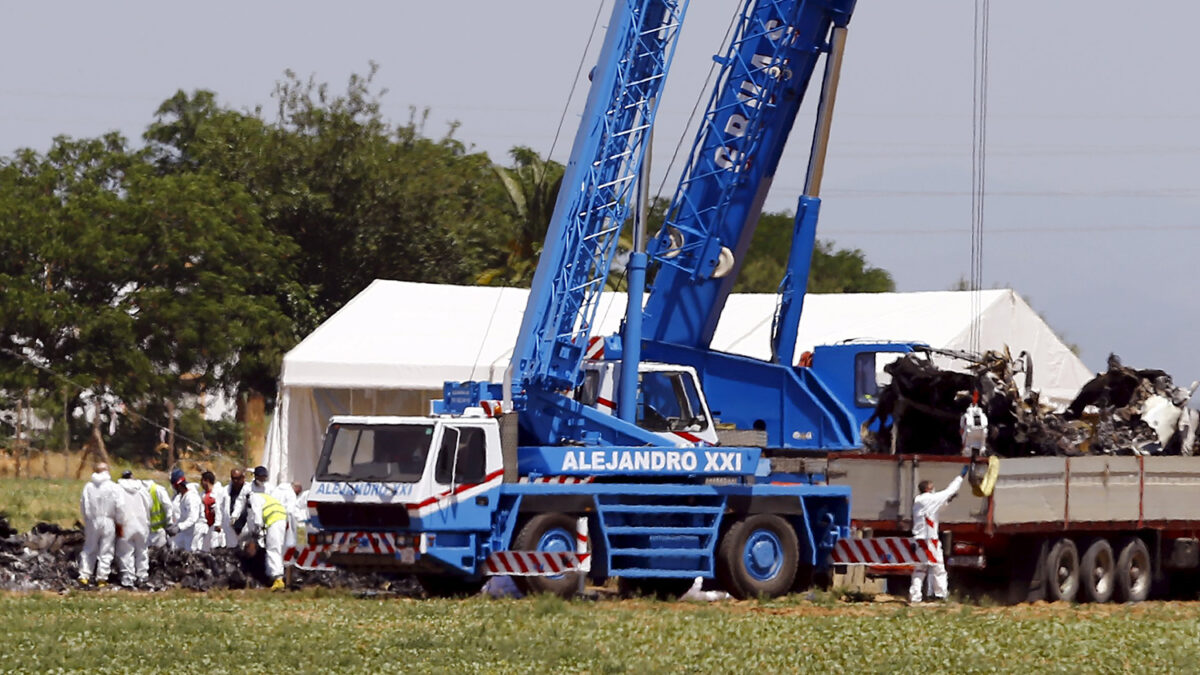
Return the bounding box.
[300,0,911,598]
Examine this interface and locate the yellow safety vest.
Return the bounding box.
[149,484,169,531]
[261,494,287,529]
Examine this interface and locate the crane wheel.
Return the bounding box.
[511,512,583,599]
[716,514,798,599]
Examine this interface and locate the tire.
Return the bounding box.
[716,514,799,600]
[511,513,582,599]
[1114,537,1152,603]
[1078,538,1116,603]
[1045,538,1080,603]
[617,577,695,600]
[417,575,485,598]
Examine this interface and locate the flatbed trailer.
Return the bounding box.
[825,453,1200,602]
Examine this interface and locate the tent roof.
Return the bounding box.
[281,280,1092,401]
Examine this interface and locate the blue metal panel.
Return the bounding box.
[643,0,857,349]
[510,0,690,395]
[518,445,760,477]
[643,339,861,449]
[520,388,676,447]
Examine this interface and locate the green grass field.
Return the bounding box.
[1,591,1198,673]
[0,477,83,532]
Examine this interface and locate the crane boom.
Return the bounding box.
[641,0,856,351]
[510,0,689,396]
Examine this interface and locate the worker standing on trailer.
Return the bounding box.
[241,490,289,591]
[910,465,968,603]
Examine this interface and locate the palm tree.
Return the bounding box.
[477,147,564,286]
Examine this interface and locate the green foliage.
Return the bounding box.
[479,146,565,286]
[145,65,511,336]
[0,64,899,464]
[733,211,895,294]
[1,594,1200,672]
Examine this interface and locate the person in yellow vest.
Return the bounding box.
[142,476,177,548]
[241,489,289,590]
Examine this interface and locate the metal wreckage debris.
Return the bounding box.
[0,514,418,594]
[863,350,1200,457]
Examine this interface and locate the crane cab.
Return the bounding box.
[575,361,719,446]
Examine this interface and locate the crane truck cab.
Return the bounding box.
[307,414,505,573]
[576,360,718,446]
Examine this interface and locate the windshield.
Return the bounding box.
[638,371,709,433]
[315,423,434,482]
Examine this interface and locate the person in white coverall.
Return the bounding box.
[199,471,228,551]
[224,468,249,548]
[114,471,151,587]
[270,482,302,550]
[910,465,969,603]
[170,469,206,552]
[78,462,124,586]
[230,466,271,531]
[241,490,289,590]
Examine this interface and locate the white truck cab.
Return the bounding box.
[309,415,505,529]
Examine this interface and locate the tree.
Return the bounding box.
[145,66,511,329]
[478,146,565,286]
[731,210,894,294]
[0,133,295,462]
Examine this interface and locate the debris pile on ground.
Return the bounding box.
[864,350,1199,457]
[0,514,417,594]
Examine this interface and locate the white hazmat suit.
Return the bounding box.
[172,484,206,552]
[270,483,300,550]
[201,482,228,551]
[224,480,250,548]
[910,472,965,603]
[114,478,151,586]
[242,492,288,584]
[78,470,123,583]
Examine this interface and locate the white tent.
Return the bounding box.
[265,280,1093,483]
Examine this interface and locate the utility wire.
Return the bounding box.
[546,0,608,163]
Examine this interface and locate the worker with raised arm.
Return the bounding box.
[909,465,968,603]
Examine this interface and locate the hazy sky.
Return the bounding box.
[3,1,1198,390]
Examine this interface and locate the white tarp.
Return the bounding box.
[265,280,1093,483]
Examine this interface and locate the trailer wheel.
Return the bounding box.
[1079,538,1116,603]
[417,575,485,598]
[716,514,799,599]
[1045,538,1080,603]
[511,513,582,599]
[1114,537,1151,603]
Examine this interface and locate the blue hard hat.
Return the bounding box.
[170,468,185,485]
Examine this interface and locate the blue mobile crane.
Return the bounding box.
[300,0,898,599]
